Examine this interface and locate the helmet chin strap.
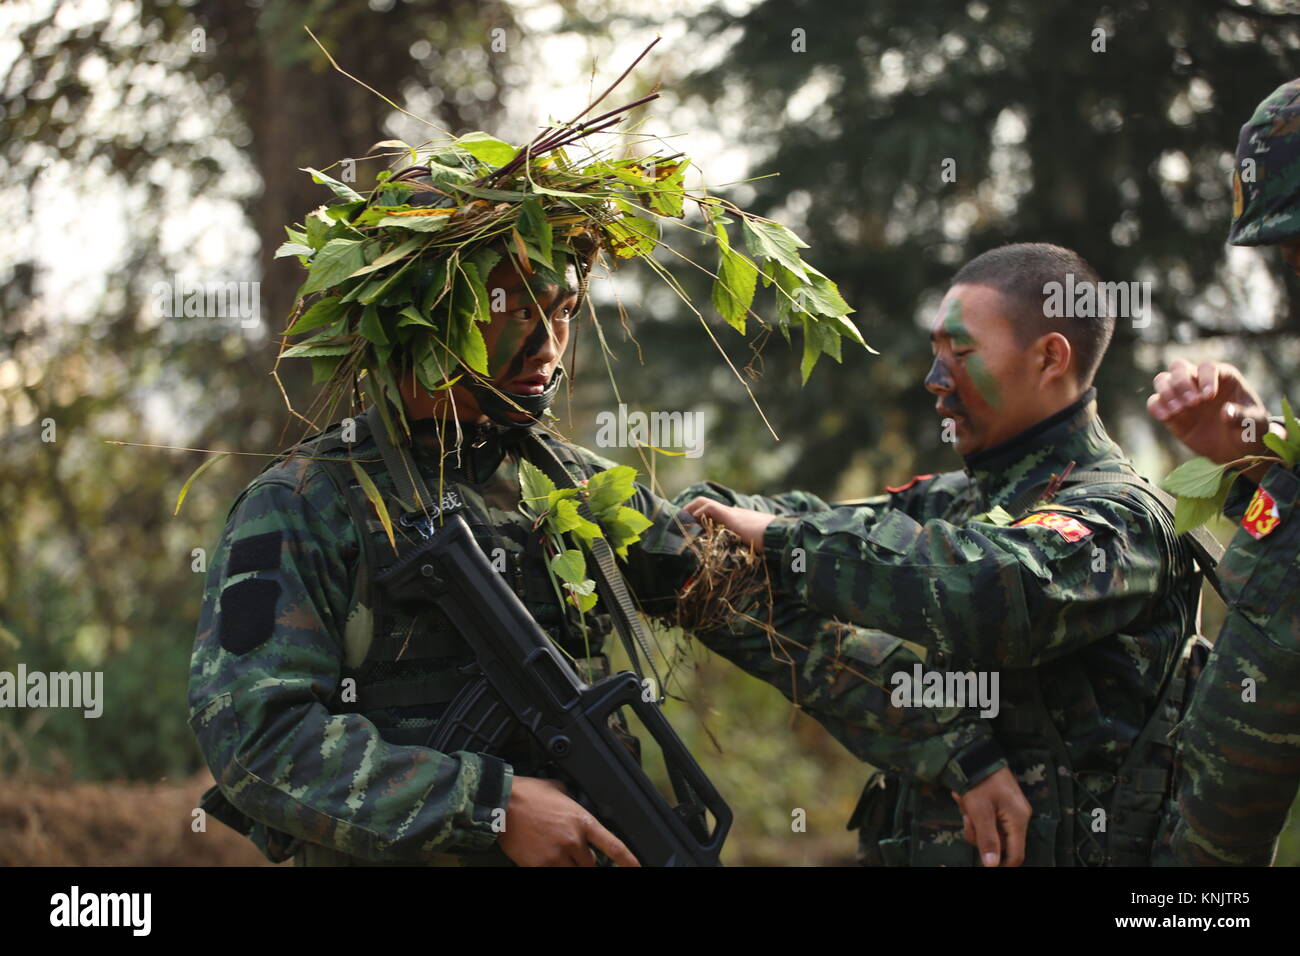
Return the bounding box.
[465,366,565,428]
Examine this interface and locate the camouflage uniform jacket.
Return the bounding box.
[697,390,1201,865]
[1171,461,1300,865]
[187,413,699,865]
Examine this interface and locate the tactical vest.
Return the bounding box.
[202,413,629,866]
[303,413,619,758]
[853,475,1211,867]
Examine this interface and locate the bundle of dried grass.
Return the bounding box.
[673,522,770,636]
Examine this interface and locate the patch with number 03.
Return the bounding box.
[1241,485,1282,540]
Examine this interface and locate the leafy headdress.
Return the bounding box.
[273,43,869,447]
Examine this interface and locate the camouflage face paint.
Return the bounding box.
[924,356,955,393]
[489,320,528,378]
[942,297,974,348]
[943,297,1001,410]
[494,308,562,387]
[965,353,1002,410]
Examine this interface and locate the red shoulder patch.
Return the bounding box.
[1241,485,1282,540]
[885,474,936,494]
[1011,511,1093,542]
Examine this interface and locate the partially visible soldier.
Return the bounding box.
[1147,77,1300,867]
[684,242,1206,867]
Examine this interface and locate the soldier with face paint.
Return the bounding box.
[190,234,689,867]
[683,242,1205,866]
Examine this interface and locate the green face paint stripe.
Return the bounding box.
[965,353,1002,410]
[942,298,974,347]
[489,322,528,377]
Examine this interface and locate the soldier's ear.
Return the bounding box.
[1038,331,1073,386]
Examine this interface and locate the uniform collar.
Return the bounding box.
[408,415,548,482]
[961,387,1123,508]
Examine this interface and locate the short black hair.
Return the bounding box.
[950,242,1115,387]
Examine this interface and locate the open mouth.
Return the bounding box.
[508,373,550,396]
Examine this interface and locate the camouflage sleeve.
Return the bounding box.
[694,597,1007,793]
[677,479,831,516]
[188,471,511,863]
[761,493,1169,669]
[1172,463,1300,865]
[673,482,1007,793]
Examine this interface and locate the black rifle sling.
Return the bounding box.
[1008,469,1224,599]
[364,404,433,517]
[522,431,665,699]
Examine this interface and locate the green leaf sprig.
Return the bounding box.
[1160,397,1300,533]
[517,459,652,616]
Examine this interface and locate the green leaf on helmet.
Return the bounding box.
[286,296,346,335]
[299,239,368,296]
[517,199,554,269]
[604,215,659,259]
[397,305,435,328]
[346,236,425,278]
[357,304,389,346]
[300,166,364,203]
[742,218,810,280]
[711,222,759,333]
[310,354,343,385]
[275,240,314,260]
[455,132,519,167]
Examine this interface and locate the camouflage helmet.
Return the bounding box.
[1228,78,1300,246]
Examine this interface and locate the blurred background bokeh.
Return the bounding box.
[2,0,1297,866]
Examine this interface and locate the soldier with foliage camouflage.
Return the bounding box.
[186,87,1028,865]
[1148,77,1300,866]
[684,242,1205,866]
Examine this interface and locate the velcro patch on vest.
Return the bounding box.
[219,578,281,654]
[1241,485,1282,540]
[398,490,465,539]
[885,474,935,494]
[227,531,283,575]
[1011,511,1094,542]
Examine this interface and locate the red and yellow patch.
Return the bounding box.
[1241,485,1282,540]
[1012,511,1094,542]
[886,474,935,494]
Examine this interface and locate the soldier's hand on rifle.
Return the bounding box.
[499,776,641,867]
[951,767,1031,867]
[683,497,776,551]
[1147,360,1276,479]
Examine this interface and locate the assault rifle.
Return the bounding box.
[375,512,732,867]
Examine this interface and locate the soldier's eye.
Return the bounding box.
[511,308,532,321]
